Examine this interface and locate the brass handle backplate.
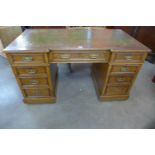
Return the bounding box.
[121,67,129,72]
[27,69,36,74]
[117,77,125,82]
[89,54,99,59]
[30,80,39,85]
[23,56,33,61]
[125,56,133,60]
[60,54,70,59]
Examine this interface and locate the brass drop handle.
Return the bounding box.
[61,54,70,59]
[121,67,129,72]
[125,56,132,60]
[89,54,99,59]
[27,69,36,74]
[30,80,39,85]
[117,77,125,82]
[23,56,33,61]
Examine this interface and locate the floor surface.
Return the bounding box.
[0,56,155,129]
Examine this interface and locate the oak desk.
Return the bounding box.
[4,28,151,104]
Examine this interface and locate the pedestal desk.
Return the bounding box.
[3,28,151,104]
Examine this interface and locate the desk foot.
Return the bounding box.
[23,97,56,104]
[99,95,129,101]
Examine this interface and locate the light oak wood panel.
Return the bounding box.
[91,63,112,96]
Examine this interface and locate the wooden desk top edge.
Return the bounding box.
[3,28,151,53]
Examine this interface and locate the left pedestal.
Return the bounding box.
[6,52,57,104]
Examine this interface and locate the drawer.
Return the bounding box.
[10,54,47,64]
[111,65,139,74]
[15,66,47,77]
[112,52,146,63]
[105,85,130,95]
[19,77,48,86]
[50,51,110,62]
[108,75,134,84]
[23,88,51,97]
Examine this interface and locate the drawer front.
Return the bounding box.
[111,65,139,74]
[10,54,46,64]
[105,85,130,95]
[108,75,134,84]
[24,88,51,97]
[20,77,48,86]
[50,52,110,62]
[16,66,47,76]
[112,53,146,63]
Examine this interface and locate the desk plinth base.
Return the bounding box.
[98,95,129,101]
[23,97,56,104]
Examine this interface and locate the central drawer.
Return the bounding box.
[50,51,110,62]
